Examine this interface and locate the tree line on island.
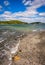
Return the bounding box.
[0,20,27,24]
[0,20,44,24]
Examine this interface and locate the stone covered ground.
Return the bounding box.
[12,31,45,65]
[0,31,45,65]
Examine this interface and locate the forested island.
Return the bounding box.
[30,22,44,24]
[0,20,45,25]
[0,20,27,24]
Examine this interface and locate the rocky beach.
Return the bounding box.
[0,28,27,65]
[0,28,45,65]
[12,31,45,65]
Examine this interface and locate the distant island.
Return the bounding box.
[30,22,44,24]
[0,20,27,24]
[0,20,44,25]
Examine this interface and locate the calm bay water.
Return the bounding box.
[0,24,45,31]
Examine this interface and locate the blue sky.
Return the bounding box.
[0,0,45,23]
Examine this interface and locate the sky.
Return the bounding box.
[0,0,45,23]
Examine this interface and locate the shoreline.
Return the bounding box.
[0,30,45,65]
[12,30,45,65]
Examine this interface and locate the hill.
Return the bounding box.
[0,20,27,24]
[30,22,42,24]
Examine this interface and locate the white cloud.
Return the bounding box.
[39,13,45,16]
[22,0,45,19]
[22,0,26,3]
[0,0,45,23]
[0,11,45,23]
[16,17,45,23]
[23,0,32,6]
[0,5,2,11]
[12,10,38,18]
[4,11,11,15]
[0,11,12,20]
[4,1,10,6]
[24,1,32,6]
[23,0,45,9]
[0,5,2,8]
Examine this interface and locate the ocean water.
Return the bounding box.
[1,24,43,44]
[0,24,45,31]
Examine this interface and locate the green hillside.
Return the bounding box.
[30,22,41,24]
[0,20,27,24]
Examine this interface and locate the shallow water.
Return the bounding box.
[0,24,45,31]
[0,23,45,44]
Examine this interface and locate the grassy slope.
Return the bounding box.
[30,22,44,24]
[0,20,27,24]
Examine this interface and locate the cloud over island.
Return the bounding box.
[0,0,45,23]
